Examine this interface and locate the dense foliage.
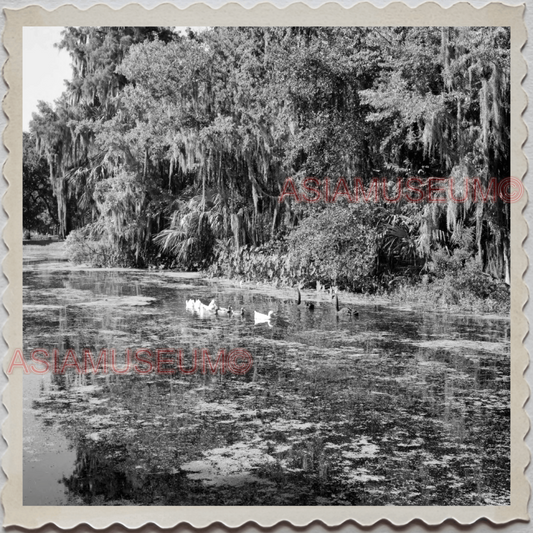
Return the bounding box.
[287,202,385,292]
[23,132,59,237]
[28,26,511,306]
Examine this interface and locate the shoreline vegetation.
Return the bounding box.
[24,27,511,318]
[24,241,509,319]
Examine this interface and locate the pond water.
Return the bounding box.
[23,246,510,506]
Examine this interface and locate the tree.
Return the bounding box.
[360,27,510,280]
[28,26,510,285]
[23,132,58,236]
[30,27,176,245]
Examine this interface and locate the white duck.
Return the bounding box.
[254,310,274,325]
[194,299,217,313]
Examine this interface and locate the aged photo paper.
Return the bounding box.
[2,2,529,529]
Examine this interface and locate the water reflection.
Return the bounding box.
[23,263,510,506]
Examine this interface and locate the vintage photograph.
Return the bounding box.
[18,24,514,508]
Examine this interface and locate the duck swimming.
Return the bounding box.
[254,310,274,324]
[193,298,217,313]
[334,294,358,317]
[297,286,315,310]
[216,306,233,315]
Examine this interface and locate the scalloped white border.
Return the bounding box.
[2,2,529,529]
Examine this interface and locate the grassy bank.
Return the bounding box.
[23,241,67,262]
[28,240,508,318]
[206,242,510,317]
[209,275,509,319]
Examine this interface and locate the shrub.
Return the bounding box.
[65,227,132,267]
[420,247,510,312]
[209,202,386,292]
[287,202,385,292]
[208,237,296,284]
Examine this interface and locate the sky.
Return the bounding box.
[23,27,72,131]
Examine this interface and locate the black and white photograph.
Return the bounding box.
[17,20,515,512]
